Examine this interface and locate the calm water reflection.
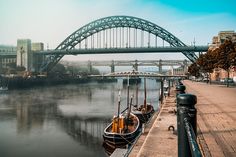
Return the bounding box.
[0,79,160,157]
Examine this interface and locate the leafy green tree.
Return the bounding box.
[196,50,217,83]
[65,65,100,76]
[188,63,200,77]
[50,63,66,75]
[228,42,236,67]
[215,39,235,87]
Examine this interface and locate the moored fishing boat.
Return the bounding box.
[132,78,154,124]
[103,94,140,147]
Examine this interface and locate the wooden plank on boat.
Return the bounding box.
[110,148,128,157]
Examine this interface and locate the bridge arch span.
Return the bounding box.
[41,16,197,72]
[56,15,186,50]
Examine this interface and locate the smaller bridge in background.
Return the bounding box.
[89,70,187,80]
[66,59,190,74]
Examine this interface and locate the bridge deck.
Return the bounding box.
[37,46,208,55]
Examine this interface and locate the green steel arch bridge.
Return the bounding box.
[38,15,209,72]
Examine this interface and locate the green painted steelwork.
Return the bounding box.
[40,16,200,72]
[38,46,208,55]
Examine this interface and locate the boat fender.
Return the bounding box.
[112,116,118,133]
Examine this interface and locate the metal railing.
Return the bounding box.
[184,118,202,157]
[176,82,202,157]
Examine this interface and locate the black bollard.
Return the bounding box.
[177,94,197,157]
[177,81,183,86]
[176,79,182,85]
[160,80,164,104]
[171,79,174,87]
[168,80,171,97]
[175,85,186,98]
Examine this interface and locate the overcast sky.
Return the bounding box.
[1,0,236,61]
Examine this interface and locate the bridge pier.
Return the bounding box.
[88,61,92,74]
[159,59,162,73]
[16,39,44,73]
[0,56,2,72]
[133,60,138,71]
[111,60,115,73]
[17,39,32,71]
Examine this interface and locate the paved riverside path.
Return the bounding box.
[129,88,178,157]
[183,80,236,157]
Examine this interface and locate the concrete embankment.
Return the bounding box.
[130,80,236,157]
[129,88,177,157]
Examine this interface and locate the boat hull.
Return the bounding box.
[103,113,140,147]
[103,130,140,147]
[132,104,154,124]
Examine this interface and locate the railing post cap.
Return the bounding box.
[177,80,183,85]
[177,94,197,106]
[175,85,186,91]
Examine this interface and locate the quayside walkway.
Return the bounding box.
[129,88,178,157]
[184,80,236,157]
[129,80,236,157]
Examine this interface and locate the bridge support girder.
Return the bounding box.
[133,60,138,71]
[111,60,115,73]
[159,59,162,74]
[88,61,92,74]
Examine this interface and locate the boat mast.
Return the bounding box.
[117,91,121,130]
[144,78,147,111]
[126,75,130,110]
[125,95,133,132]
[127,95,133,119]
[117,91,121,117]
[135,81,138,107]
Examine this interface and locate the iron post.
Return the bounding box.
[177,94,197,157]
[160,80,164,104]
[168,79,171,96]
[175,85,186,98]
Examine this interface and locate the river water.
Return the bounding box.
[0,79,160,157]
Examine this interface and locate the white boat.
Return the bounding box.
[0,86,8,91]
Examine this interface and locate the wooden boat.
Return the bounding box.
[103,94,140,147]
[132,104,154,124]
[102,141,116,156]
[132,78,154,124]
